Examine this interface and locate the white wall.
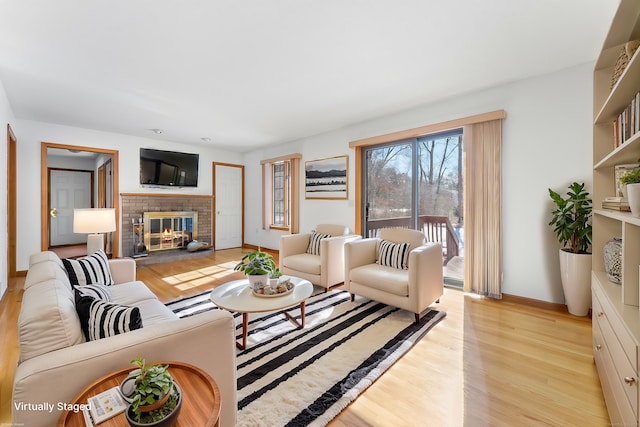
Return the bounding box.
[242,62,594,304]
[0,80,16,301]
[15,120,243,270]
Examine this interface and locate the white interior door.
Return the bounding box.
[50,169,92,246]
[215,164,243,249]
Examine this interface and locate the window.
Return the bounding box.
[261,153,301,233]
[272,161,288,227]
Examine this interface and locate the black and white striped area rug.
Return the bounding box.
[166,289,445,426]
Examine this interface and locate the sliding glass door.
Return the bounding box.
[363,140,415,237]
[362,129,464,283]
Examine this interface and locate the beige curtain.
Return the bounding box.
[463,120,502,298]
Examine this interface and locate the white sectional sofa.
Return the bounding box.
[13,251,237,427]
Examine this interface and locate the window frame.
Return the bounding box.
[271,160,290,230]
[261,153,301,233]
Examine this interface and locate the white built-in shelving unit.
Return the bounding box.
[592,0,640,424]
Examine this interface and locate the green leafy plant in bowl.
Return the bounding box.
[233,248,277,276]
[127,358,181,426]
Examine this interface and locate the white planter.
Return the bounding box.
[558,249,592,316]
[247,274,269,291]
[627,183,640,217]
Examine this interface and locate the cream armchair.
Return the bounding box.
[280,224,360,290]
[345,228,443,322]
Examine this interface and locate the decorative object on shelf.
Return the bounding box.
[620,164,640,217]
[548,182,593,316]
[611,40,640,89]
[604,237,623,284]
[627,183,640,217]
[615,163,640,198]
[125,358,182,427]
[305,155,348,200]
[233,248,278,291]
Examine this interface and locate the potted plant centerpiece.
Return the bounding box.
[269,267,283,287]
[233,248,278,291]
[620,165,640,217]
[125,358,182,427]
[548,182,593,316]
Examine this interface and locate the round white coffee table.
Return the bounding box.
[210,277,314,350]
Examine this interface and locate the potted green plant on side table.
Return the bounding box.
[125,358,182,427]
[233,248,278,291]
[548,182,593,316]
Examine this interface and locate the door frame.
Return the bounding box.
[40,142,120,257]
[212,162,244,249]
[7,125,16,278]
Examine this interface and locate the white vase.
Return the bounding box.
[558,249,592,316]
[627,183,640,217]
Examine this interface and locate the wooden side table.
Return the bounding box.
[57,361,220,427]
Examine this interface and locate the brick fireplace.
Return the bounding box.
[121,194,212,258]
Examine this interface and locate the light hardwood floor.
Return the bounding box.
[1,249,609,426]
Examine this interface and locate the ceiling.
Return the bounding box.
[0,0,619,152]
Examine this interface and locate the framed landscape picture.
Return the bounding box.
[305,155,348,199]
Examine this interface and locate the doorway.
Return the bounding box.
[49,169,93,246]
[213,162,244,249]
[40,142,120,258]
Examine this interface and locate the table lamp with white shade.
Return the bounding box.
[73,208,116,254]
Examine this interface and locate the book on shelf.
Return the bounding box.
[602,199,631,211]
[614,163,640,197]
[613,91,640,148]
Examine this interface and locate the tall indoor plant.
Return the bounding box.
[548,182,593,316]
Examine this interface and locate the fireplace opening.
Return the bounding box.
[144,211,198,252]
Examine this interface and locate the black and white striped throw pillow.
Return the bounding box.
[377,240,410,270]
[62,250,114,287]
[306,231,331,256]
[75,291,142,341]
[76,284,112,302]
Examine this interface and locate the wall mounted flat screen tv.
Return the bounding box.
[140,148,199,187]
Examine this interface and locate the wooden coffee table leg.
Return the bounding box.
[236,313,248,351]
[284,301,306,328]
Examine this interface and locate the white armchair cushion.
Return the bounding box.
[283,253,321,275]
[376,240,410,269]
[306,231,331,255]
[350,264,409,297]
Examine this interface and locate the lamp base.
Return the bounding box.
[86,234,104,255]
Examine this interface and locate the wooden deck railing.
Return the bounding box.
[365,215,460,261]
